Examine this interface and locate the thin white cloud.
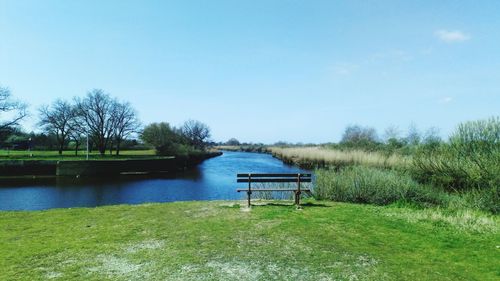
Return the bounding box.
[434,30,470,43]
[438,96,453,104]
[370,50,413,62]
[332,63,358,75]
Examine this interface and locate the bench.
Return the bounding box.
[236,173,312,208]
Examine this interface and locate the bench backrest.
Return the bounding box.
[237,173,312,183]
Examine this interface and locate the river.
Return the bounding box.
[0,151,311,210]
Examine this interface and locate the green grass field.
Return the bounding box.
[0,149,156,160]
[1,201,498,280]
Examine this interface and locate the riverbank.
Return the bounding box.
[0,200,497,280]
[268,146,409,170]
[216,146,409,170]
[0,149,157,160]
[0,151,222,177]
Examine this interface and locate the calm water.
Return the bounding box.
[0,151,310,211]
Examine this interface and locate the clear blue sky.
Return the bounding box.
[1,0,499,143]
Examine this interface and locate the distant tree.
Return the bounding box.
[74,89,117,155]
[38,100,76,155]
[180,120,211,150]
[0,126,16,145]
[111,102,140,155]
[31,132,58,150]
[67,117,87,156]
[422,127,442,148]
[5,134,29,150]
[0,86,28,131]
[274,141,290,147]
[406,123,421,146]
[226,138,240,146]
[141,122,183,155]
[383,125,401,143]
[341,125,379,146]
[383,125,405,150]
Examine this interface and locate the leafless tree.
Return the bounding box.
[112,102,140,155]
[341,125,378,144]
[406,123,421,146]
[383,125,401,143]
[38,100,76,155]
[180,119,211,150]
[74,89,117,155]
[68,115,88,156]
[423,127,442,145]
[0,86,28,131]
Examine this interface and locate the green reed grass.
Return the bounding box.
[314,166,447,207]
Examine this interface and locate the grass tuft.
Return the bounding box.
[382,207,498,234]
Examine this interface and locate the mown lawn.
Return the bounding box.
[0,201,498,280]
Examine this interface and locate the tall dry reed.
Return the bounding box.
[269,146,409,169]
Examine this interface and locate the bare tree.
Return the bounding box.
[180,119,211,150]
[0,86,28,131]
[112,102,140,155]
[68,115,87,156]
[423,127,442,145]
[406,123,421,146]
[383,125,401,143]
[75,89,117,155]
[38,100,75,155]
[341,125,378,144]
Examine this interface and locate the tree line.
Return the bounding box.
[37,89,140,155]
[0,86,211,156]
[332,123,442,154]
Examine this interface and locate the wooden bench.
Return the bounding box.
[236,173,312,208]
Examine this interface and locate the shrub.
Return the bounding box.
[141,122,193,156]
[314,166,447,207]
[449,187,500,214]
[411,116,500,191]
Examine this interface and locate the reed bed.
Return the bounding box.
[269,146,409,169]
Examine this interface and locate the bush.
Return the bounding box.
[141,122,190,156]
[449,187,500,214]
[314,166,447,207]
[411,116,500,191]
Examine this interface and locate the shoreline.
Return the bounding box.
[0,151,222,177]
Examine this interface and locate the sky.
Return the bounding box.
[1,0,499,144]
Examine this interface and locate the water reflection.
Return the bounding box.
[0,151,310,210]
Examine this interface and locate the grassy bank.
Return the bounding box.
[1,201,498,281]
[0,150,222,176]
[0,149,157,161]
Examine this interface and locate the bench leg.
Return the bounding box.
[247,191,252,208]
[294,191,301,207]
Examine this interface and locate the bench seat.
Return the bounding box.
[237,188,311,192]
[236,173,312,208]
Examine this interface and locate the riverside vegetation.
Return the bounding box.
[270,117,499,215]
[1,87,215,162]
[0,90,218,176]
[1,110,498,279]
